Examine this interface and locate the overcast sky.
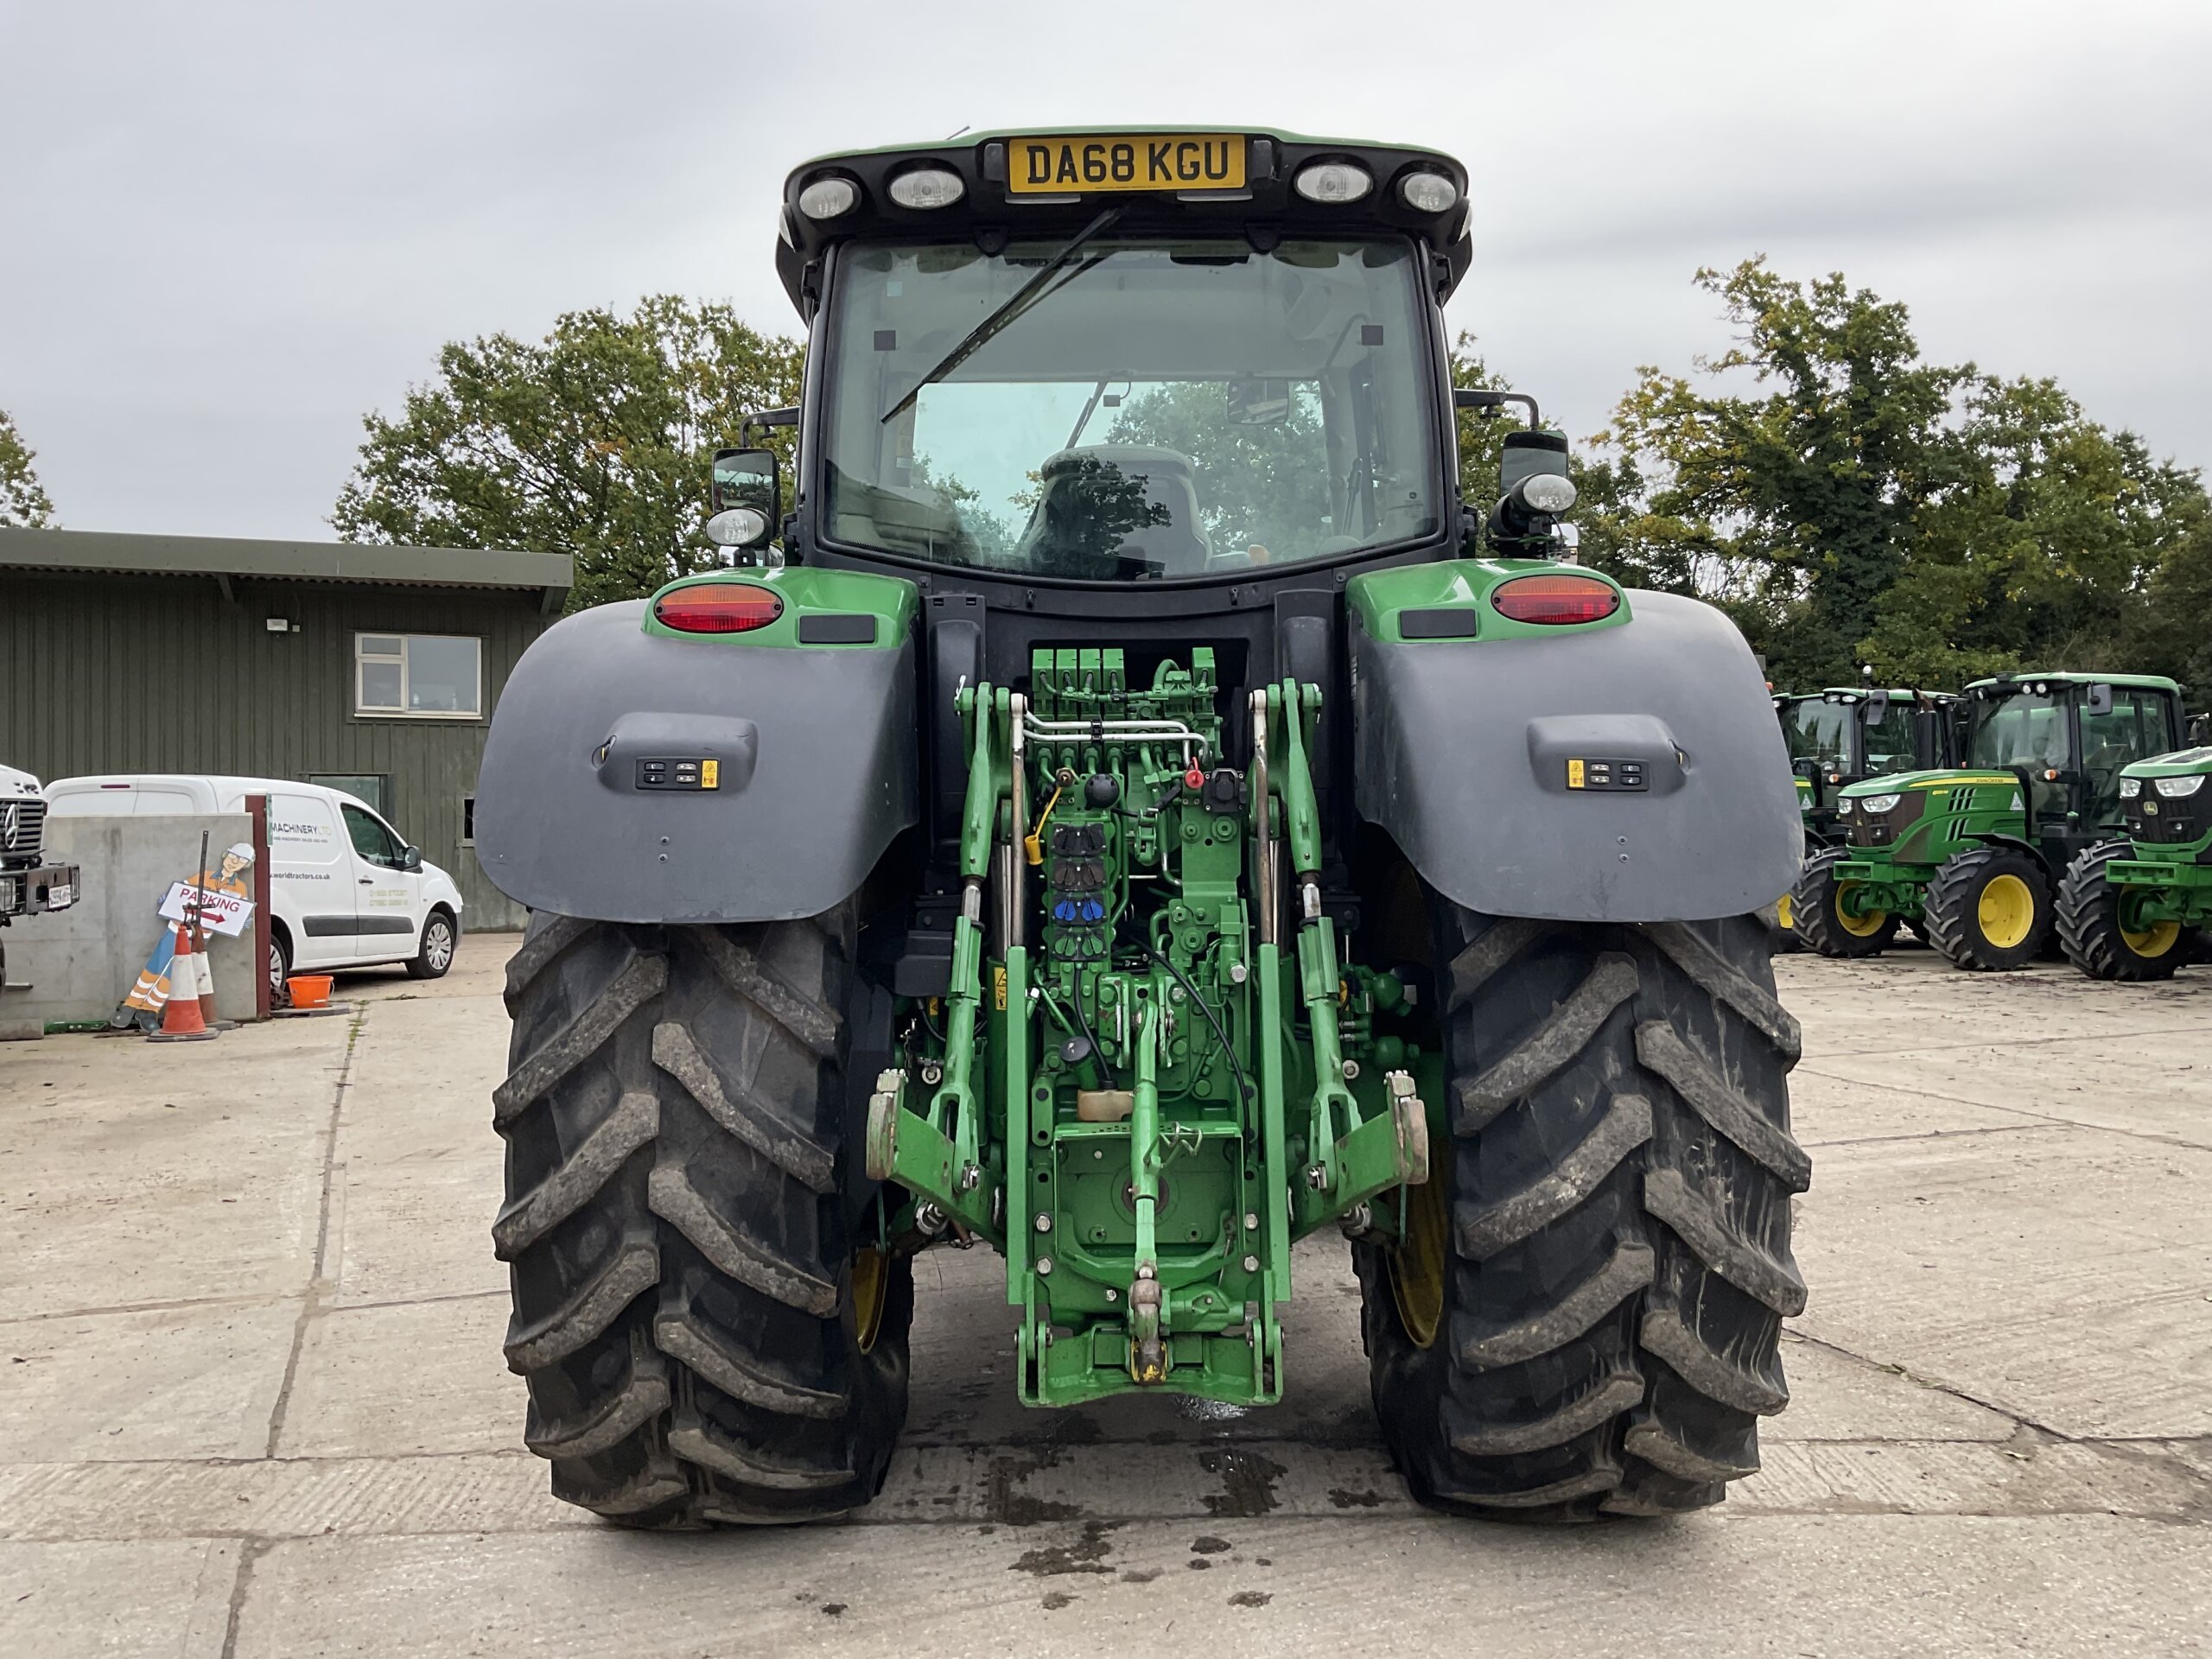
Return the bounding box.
[4,0,2209,541]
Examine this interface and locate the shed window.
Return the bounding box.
[355,633,482,718]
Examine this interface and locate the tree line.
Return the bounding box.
[8,257,2205,696]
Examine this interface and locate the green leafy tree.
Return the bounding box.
[2132,514,2212,696]
[1,407,56,528]
[334,297,803,608]
[1602,259,1972,686]
[1593,257,2209,690]
[1864,378,2206,685]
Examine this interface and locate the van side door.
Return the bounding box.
[340,802,420,962]
[270,791,353,967]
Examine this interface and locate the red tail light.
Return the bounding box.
[1491,573,1620,626]
[653,582,784,634]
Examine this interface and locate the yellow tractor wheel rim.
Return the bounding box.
[1977,873,2037,950]
[1777,893,1796,931]
[851,1246,890,1354]
[2121,916,2182,958]
[1389,1170,1450,1351]
[1834,882,1886,938]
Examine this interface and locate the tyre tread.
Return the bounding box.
[494,912,908,1527]
[1360,906,1802,1522]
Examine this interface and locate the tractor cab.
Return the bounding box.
[1960,673,2184,863]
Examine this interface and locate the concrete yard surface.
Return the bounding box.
[3,938,2209,1656]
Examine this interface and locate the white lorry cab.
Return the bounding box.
[3,763,78,922]
[42,774,464,994]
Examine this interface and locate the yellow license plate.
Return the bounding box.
[1007,133,1246,195]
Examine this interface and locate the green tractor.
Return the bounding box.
[1775,687,1958,850]
[1793,672,2186,968]
[2056,741,2212,979]
[1772,687,1955,945]
[474,128,1806,1528]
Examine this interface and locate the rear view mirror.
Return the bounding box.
[1859,690,1891,722]
[1500,429,1570,493]
[2082,683,2114,716]
[2190,713,2211,746]
[400,845,422,873]
[709,448,779,552]
[1225,378,1293,424]
[711,448,778,515]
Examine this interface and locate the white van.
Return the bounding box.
[42,774,465,995]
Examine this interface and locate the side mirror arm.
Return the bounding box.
[1453,388,1541,429]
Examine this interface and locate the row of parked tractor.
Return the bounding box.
[1776,673,2212,979]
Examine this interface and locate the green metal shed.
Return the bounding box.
[0,527,573,930]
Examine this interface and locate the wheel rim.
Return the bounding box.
[2120,911,2181,958]
[851,1246,890,1354]
[1388,1172,1449,1350]
[1976,873,2037,950]
[269,944,286,993]
[1834,881,1886,938]
[426,920,454,970]
[1776,893,1796,931]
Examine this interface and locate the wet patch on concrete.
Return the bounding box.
[1198,1447,1285,1516]
[983,1448,1079,1526]
[1008,1518,1119,1578]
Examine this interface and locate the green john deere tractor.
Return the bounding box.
[1793,672,2186,969]
[1772,687,1956,944]
[1775,687,1958,850]
[474,128,1807,1527]
[2056,741,2212,980]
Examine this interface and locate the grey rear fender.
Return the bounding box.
[1351,588,1801,922]
[475,598,918,924]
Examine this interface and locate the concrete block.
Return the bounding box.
[0,1300,298,1462]
[0,1540,238,1659]
[2,815,257,1032]
[273,1295,521,1459]
[0,1022,334,1319]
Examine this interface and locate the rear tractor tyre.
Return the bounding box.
[1789,847,1898,958]
[1356,903,1808,1520]
[1923,847,2051,972]
[493,906,912,1527]
[2056,842,2193,982]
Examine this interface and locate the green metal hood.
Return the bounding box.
[2121,746,2212,780]
[1836,767,2021,800]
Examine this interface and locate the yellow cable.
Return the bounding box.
[1024,781,1064,867]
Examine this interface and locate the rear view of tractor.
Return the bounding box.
[1793,674,2185,969]
[474,129,1807,1527]
[2056,744,2212,979]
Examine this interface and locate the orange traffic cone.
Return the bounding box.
[191,922,225,1028]
[149,923,218,1042]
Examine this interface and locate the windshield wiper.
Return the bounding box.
[880,207,1124,425]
